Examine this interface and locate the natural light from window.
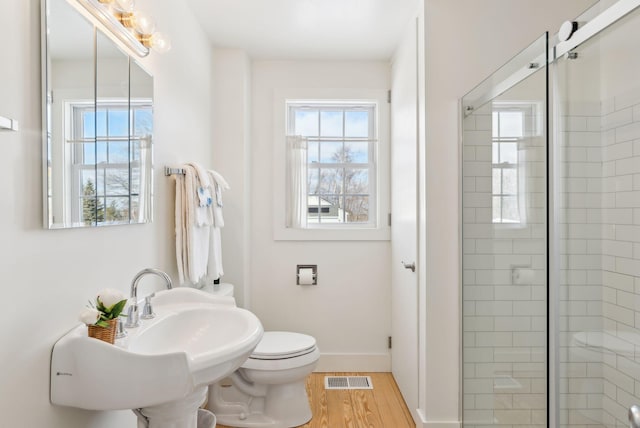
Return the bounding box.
[69,101,152,225]
[288,102,377,227]
[492,108,523,224]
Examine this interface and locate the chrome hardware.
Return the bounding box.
[296,264,318,285]
[115,317,127,339]
[401,261,416,272]
[125,268,172,328]
[559,20,579,42]
[132,408,149,427]
[141,293,156,320]
[630,405,640,428]
[125,304,140,329]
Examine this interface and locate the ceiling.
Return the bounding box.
[185,0,420,60]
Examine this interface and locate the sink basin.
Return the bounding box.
[51,287,263,411]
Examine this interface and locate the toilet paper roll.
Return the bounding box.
[298,268,315,285]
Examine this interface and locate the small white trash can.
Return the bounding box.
[197,409,216,428]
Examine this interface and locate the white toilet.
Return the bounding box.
[203,283,320,428]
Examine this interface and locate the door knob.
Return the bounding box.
[630,405,640,428]
[401,261,416,272]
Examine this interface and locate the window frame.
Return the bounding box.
[65,98,152,226]
[273,88,390,241]
[287,102,378,228]
[490,101,542,226]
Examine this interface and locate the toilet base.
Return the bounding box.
[208,380,312,428]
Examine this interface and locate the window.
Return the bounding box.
[68,100,152,225]
[491,102,541,224]
[288,102,377,227]
[273,88,389,241]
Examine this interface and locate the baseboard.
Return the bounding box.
[423,422,461,428]
[419,420,461,428]
[314,353,391,372]
[415,411,461,428]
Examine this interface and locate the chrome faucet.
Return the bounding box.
[124,268,173,328]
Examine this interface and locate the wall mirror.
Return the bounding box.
[42,0,154,229]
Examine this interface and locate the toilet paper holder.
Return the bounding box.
[296,265,317,285]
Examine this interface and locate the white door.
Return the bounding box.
[390,17,419,422]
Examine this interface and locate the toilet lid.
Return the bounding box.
[250,331,316,360]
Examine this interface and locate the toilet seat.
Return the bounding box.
[249,331,317,360]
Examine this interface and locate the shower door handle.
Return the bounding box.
[629,405,640,428]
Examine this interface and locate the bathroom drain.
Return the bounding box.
[324,376,373,390]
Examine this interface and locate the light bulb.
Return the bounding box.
[118,11,135,28]
[97,0,115,13]
[151,32,171,53]
[134,12,156,35]
[114,0,135,12]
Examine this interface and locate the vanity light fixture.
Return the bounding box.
[75,0,171,57]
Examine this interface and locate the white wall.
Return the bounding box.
[422,0,596,425]
[211,48,252,308]
[249,60,392,371]
[0,0,214,426]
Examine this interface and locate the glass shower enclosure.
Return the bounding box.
[461,2,640,427]
[461,33,549,428]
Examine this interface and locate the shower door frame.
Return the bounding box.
[460,1,640,427]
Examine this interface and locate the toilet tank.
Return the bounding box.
[200,282,234,297]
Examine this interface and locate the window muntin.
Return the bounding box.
[288,102,377,227]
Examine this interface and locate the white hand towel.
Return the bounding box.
[208,170,229,228]
[174,173,186,285]
[209,169,230,191]
[187,162,214,227]
[180,164,211,284]
[208,227,224,281]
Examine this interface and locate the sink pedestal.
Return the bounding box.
[137,387,208,428]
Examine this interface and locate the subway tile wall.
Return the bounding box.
[463,88,640,428]
[557,100,604,428]
[463,101,547,428]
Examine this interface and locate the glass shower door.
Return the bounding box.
[554,5,640,427]
[461,34,549,427]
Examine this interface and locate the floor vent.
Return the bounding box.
[324,376,373,390]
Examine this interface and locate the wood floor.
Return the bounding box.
[216,372,415,428]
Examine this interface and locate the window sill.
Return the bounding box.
[274,225,390,241]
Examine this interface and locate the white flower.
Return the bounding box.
[97,288,126,310]
[79,307,100,325]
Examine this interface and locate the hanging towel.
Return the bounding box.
[186,162,213,227]
[174,162,215,285]
[206,169,229,281]
[174,172,186,284]
[209,169,230,228]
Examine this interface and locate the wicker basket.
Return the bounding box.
[87,318,118,344]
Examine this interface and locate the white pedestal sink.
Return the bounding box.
[51,288,263,427]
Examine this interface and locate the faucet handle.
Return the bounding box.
[124,303,140,328]
[141,293,156,320]
[116,317,127,339]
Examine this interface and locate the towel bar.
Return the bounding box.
[164,166,186,176]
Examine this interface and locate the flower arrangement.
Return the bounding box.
[79,288,128,327]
